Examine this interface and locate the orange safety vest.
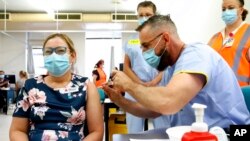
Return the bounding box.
[95,68,107,87]
[210,23,250,86]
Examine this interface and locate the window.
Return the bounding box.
[32,47,47,76]
[85,38,123,79]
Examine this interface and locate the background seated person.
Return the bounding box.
[15,70,28,95]
[0,70,9,89]
[0,70,9,112]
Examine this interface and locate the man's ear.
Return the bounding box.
[163,32,170,44]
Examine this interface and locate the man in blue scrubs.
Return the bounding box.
[104,15,250,130]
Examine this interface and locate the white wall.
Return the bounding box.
[0,0,250,78]
[0,33,26,76]
[245,0,250,22]
[155,0,250,43]
[0,32,86,78]
[66,33,86,76]
[84,31,123,78]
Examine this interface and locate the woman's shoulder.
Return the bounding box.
[72,74,88,82]
[92,69,98,73]
[25,75,45,85]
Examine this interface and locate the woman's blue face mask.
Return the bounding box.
[222,9,238,25]
[44,53,71,77]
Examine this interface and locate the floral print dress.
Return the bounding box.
[13,74,88,141]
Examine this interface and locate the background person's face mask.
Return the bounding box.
[222,9,238,25]
[0,74,4,79]
[138,16,149,25]
[44,53,71,77]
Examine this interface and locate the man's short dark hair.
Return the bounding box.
[136,15,173,31]
[137,1,157,14]
[135,14,178,37]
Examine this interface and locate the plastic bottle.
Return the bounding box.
[209,126,228,141]
[181,103,218,141]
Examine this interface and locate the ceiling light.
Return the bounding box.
[112,0,121,4]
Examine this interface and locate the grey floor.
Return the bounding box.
[0,113,12,141]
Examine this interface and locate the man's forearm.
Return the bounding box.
[125,82,172,115]
[114,95,160,118]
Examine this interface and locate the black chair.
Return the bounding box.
[0,90,7,113]
[139,127,167,135]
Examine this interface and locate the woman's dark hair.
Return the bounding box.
[43,33,76,55]
[95,59,104,68]
[238,0,248,21]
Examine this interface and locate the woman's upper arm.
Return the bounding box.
[85,81,104,134]
[92,75,97,82]
[9,117,29,140]
[10,117,29,133]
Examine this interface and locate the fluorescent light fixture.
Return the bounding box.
[45,9,55,17]
[85,31,121,38]
[85,23,123,30]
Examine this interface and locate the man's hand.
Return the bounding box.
[102,84,123,102]
[109,70,134,92]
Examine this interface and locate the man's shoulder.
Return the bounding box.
[181,42,218,61]
[185,42,210,51]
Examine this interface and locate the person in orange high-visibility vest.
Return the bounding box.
[208,0,250,86]
[92,59,106,87]
[92,59,107,103]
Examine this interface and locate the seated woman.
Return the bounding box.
[9,33,104,141]
[0,70,9,111]
[0,70,9,89]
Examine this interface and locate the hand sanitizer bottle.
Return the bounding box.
[181,103,218,141]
